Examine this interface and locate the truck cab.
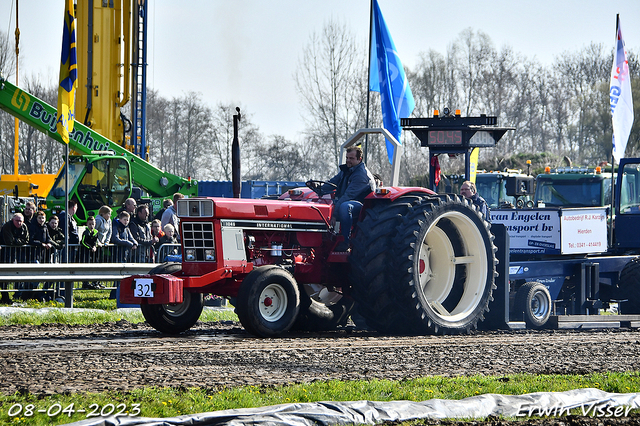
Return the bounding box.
[534,167,611,208]
[47,154,133,222]
[614,159,640,251]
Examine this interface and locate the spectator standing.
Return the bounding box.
[44,215,65,300]
[26,211,52,300]
[95,205,112,261]
[47,216,65,257]
[1,213,29,262]
[150,219,164,260]
[29,211,53,263]
[80,216,101,263]
[460,181,490,219]
[161,193,184,241]
[130,204,153,262]
[80,216,103,289]
[58,200,79,262]
[111,211,137,262]
[117,198,137,216]
[22,201,36,228]
[158,223,179,256]
[154,199,173,221]
[2,213,30,299]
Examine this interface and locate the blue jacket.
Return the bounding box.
[471,193,490,219]
[327,161,376,211]
[111,218,137,247]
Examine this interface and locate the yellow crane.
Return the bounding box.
[1,0,143,198]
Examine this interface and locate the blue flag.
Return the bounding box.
[56,0,77,144]
[369,0,415,164]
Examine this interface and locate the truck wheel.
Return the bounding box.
[350,195,423,332]
[236,266,300,337]
[515,282,552,329]
[618,257,640,314]
[140,263,204,334]
[293,284,354,331]
[387,194,496,334]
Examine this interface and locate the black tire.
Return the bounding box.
[514,281,552,329]
[618,257,640,314]
[293,284,354,331]
[349,195,423,332]
[236,266,300,337]
[140,261,204,334]
[148,262,182,275]
[355,194,496,334]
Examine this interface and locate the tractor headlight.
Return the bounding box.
[185,249,195,261]
[205,249,215,261]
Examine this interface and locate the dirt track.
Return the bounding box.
[1,320,640,396]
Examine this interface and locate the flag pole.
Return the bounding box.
[609,14,619,249]
[364,0,373,164]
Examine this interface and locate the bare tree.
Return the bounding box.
[294,18,368,175]
[0,30,16,80]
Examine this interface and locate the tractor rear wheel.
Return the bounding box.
[349,195,423,332]
[140,263,204,334]
[390,194,496,334]
[515,281,552,329]
[618,257,640,314]
[353,194,497,334]
[236,266,300,337]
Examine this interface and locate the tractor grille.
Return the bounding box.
[181,222,215,261]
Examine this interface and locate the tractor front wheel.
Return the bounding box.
[236,266,300,337]
[140,262,204,334]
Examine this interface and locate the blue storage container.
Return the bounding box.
[197,180,305,199]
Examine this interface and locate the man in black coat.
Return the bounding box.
[130,204,153,262]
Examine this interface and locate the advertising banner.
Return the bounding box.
[491,209,560,254]
[560,208,607,254]
[491,208,608,255]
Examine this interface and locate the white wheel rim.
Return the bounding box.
[418,210,488,322]
[259,283,288,322]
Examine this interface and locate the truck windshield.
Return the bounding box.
[620,163,640,214]
[476,176,518,208]
[535,177,609,207]
[50,161,85,196]
[78,158,131,211]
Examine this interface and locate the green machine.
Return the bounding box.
[0,76,198,223]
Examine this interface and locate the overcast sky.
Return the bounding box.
[2,0,640,142]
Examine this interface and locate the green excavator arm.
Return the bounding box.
[0,76,197,199]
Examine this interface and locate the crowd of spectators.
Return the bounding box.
[0,194,183,301]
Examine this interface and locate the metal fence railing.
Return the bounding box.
[0,243,181,302]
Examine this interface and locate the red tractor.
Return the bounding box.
[121,183,497,337]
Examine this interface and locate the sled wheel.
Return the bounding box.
[618,257,640,314]
[515,281,552,329]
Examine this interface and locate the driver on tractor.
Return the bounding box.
[324,146,376,252]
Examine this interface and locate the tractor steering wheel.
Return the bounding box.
[305,180,337,197]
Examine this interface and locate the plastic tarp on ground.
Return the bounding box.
[65,388,640,426]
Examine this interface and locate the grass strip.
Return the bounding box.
[1,372,638,425]
[0,289,237,325]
